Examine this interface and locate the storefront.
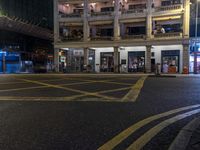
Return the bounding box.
[59,49,95,73]
[128,51,145,72]
[161,50,180,73]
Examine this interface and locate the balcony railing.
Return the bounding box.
[60,13,82,18]
[155,4,182,12]
[122,34,145,40]
[91,36,113,41]
[61,36,83,42]
[90,11,113,17]
[153,32,182,38]
[122,9,145,15]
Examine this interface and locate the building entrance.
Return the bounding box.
[128,51,145,73]
[193,52,200,74]
[100,52,114,72]
[60,49,95,73]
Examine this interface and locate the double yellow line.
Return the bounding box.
[98,104,200,150]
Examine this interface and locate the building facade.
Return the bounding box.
[54,0,190,74]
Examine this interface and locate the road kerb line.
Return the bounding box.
[122,76,147,102]
[98,104,200,150]
[126,108,200,150]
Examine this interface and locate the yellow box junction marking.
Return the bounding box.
[122,76,147,102]
[20,79,115,100]
[98,104,200,150]
[127,108,200,150]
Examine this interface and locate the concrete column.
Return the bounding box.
[146,0,153,39]
[84,48,89,66]
[54,0,59,42]
[114,0,120,40]
[182,44,190,73]
[54,48,60,72]
[145,45,152,73]
[114,47,119,73]
[183,0,190,38]
[83,0,90,41]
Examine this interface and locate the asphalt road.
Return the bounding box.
[0,74,200,150]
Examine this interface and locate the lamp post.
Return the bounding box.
[194,0,200,74]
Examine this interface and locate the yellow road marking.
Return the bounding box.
[122,76,147,102]
[127,108,200,150]
[0,81,26,85]
[20,79,115,100]
[98,104,200,150]
[0,86,48,92]
[98,87,131,94]
[95,80,132,86]
[0,94,84,101]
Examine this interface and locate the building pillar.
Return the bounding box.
[145,45,152,73]
[54,48,60,72]
[114,0,120,40]
[146,0,153,39]
[183,0,190,38]
[183,44,190,73]
[83,0,90,41]
[114,47,119,73]
[53,0,59,42]
[84,48,89,66]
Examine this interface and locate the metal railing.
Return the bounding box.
[122,9,145,15]
[90,11,113,17]
[122,34,145,39]
[91,36,113,41]
[61,36,83,42]
[153,32,182,38]
[60,13,82,18]
[155,4,182,12]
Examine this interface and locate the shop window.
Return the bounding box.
[161,50,180,73]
